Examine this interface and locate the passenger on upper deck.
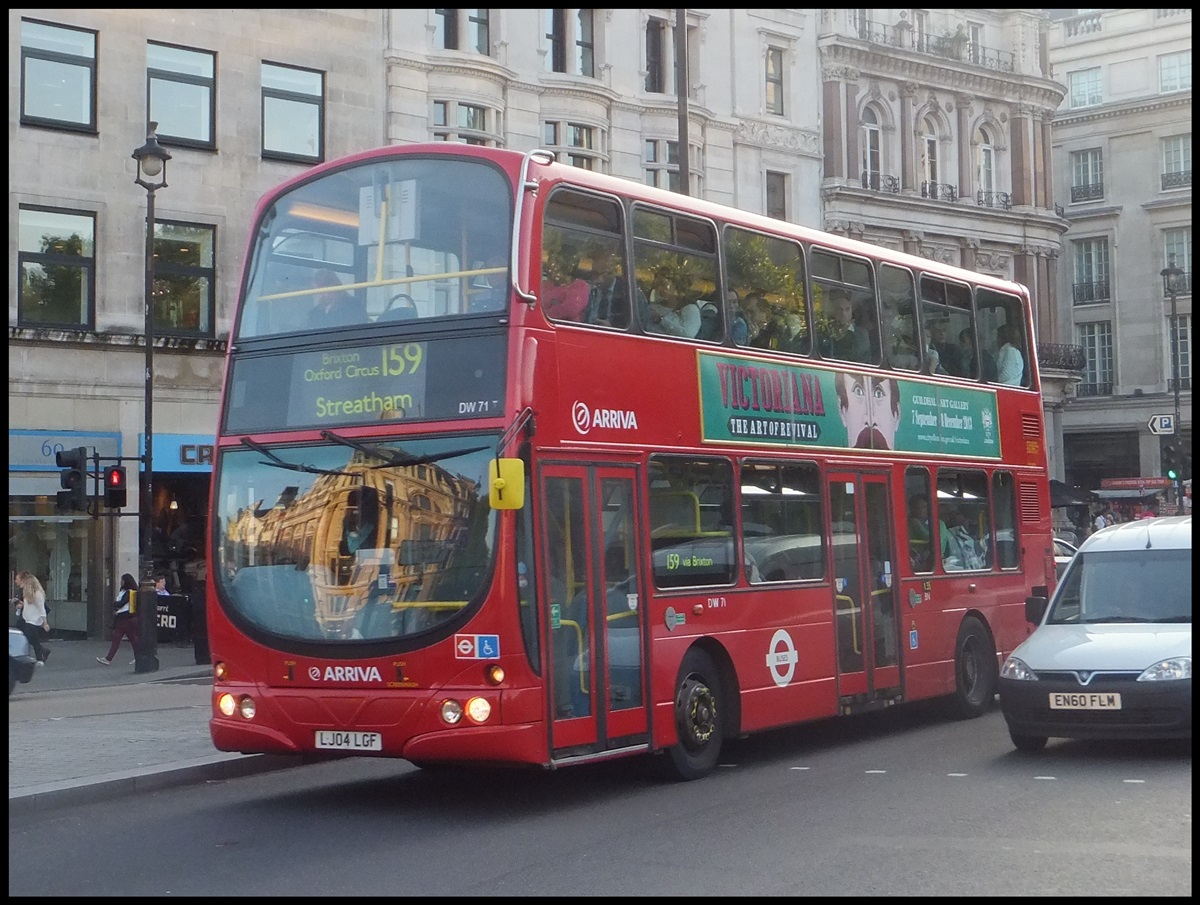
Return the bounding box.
[305,269,365,328]
[820,289,871,362]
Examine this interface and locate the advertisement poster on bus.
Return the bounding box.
[697,352,1001,458]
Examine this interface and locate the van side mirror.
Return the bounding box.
[1024,594,1047,624]
[489,458,525,510]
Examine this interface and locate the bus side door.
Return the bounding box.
[827,471,902,704]
[539,463,649,759]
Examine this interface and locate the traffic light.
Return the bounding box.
[55,446,90,512]
[1162,441,1178,481]
[103,465,128,508]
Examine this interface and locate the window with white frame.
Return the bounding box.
[1162,134,1191,190]
[1068,68,1102,108]
[20,18,96,132]
[1070,148,1104,202]
[17,205,95,330]
[976,126,996,195]
[968,22,984,65]
[543,120,603,170]
[1076,321,1113,390]
[1072,237,1110,304]
[861,105,882,189]
[261,62,324,163]
[1164,227,1193,292]
[544,9,594,77]
[435,9,491,55]
[148,41,216,148]
[912,10,929,51]
[920,116,939,188]
[644,139,701,194]
[645,17,666,93]
[765,46,784,116]
[431,100,499,145]
[1170,315,1192,389]
[1159,51,1191,93]
[153,220,216,336]
[765,171,787,220]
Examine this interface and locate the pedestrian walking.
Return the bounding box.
[12,570,51,664]
[98,572,140,666]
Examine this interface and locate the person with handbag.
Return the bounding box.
[13,570,51,664]
[97,573,140,666]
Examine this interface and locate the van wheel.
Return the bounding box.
[1009,730,1048,752]
[660,648,724,781]
[951,616,996,719]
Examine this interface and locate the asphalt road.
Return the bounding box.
[9,703,1191,897]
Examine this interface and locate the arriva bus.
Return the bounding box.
[209,144,1055,780]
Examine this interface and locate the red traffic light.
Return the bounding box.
[103,465,128,508]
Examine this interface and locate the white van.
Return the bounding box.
[998,516,1192,751]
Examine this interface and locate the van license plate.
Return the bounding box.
[1049,692,1121,710]
[315,730,382,751]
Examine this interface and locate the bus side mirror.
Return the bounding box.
[489,458,525,510]
[1024,594,1047,624]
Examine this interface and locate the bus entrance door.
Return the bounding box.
[540,464,649,762]
[827,472,902,708]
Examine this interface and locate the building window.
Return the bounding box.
[920,116,939,188]
[1068,68,1102,109]
[544,9,594,77]
[765,47,784,116]
[861,105,882,189]
[1159,51,1191,93]
[765,171,787,220]
[1164,228,1193,293]
[434,8,492,55]
[976,126,996,195]
[1072,238,1110,305]
[1070,148,1104,202]
[644,139,701,194]
[17,206,95,330]
[1170,314,1192,390]
[1162,134,1192,190]
[968,22,984,65]
[645,17,666,93]
[543,120,603,170]
[431,99,499,145]
[20,18,96,132]
[261,62,324,164]
[1077,321,1113,394]
[148,42,216,148]
[153,221,216,336]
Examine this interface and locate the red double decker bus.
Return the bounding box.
[208,144,1054,779]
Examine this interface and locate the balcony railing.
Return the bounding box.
[1071,182,1104,203]
[1077,381,1113,397]
[976,190,1012,210]
[921,181,957,202]
[1037,342,1087,371]
[1072,280,1111,304]
[854,19,1015,72]
[1162,170,1192,190]
[860,171,900,193]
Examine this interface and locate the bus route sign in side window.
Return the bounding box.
[224,335,507,433]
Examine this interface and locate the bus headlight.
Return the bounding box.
[218,693,238,717]
[465,696,492,723]
[238,695,257,720]
[440,699,464,725]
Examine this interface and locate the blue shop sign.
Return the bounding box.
[9,431,122,471]
[139,433,216,473]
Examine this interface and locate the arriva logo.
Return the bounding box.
[308,665,383,682]
[572,400,638,435]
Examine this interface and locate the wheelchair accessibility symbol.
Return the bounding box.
[766,629,798,687]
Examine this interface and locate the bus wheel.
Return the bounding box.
[951,616,996,719]
[1008,730,1048,752]
[662,648,724,781]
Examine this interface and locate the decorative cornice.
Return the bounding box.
[8,327,227,355]
[735,120,819,156]
[1053,92,1191,128]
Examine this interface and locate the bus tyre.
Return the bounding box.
[951,616,997,719]
[1008,730,1048,752]
[662,648,724,781]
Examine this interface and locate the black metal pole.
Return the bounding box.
[675,7,689,196]
[137,182,159,673]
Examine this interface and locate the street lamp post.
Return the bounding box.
[1160,254,1184,508]
[132,122,171,673]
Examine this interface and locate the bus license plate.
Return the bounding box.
[315,730,382,751]
[1049,692,1121,710]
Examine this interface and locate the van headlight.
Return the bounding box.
[1000,656,1038,681]
[1137,658,1191,682]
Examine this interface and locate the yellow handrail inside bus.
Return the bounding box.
[835,593,861,655]
[256,267,503,302]
[556,617,588,694]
